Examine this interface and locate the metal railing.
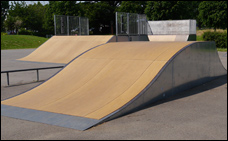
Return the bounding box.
[1,66,64,86]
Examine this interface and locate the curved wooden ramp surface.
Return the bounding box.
[17,35,114,64]
[2,41,226,130]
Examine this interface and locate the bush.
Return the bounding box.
[18,28,34,35]
[1,32,8,35]
[203,31,227,48]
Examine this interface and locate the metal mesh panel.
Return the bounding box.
[80,17,89,35]
[128,13,138,35]
[116,12,149,36]
[68,16,79,35]
[55,15,68,35]
[54,15,89,35]
[116,12,128,35]
[138,14,148,35]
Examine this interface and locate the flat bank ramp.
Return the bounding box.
[17,35,114,64]
[2,41,226,130]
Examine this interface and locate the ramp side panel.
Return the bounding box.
[18,35,114,64]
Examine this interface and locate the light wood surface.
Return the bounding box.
[148,35,189,41]
[2,41,195,119]
[18,35,114,64]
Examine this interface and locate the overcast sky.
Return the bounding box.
[9,1,49,6]
[25,1,49,5]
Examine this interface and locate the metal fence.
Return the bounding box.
[54,15,89,35]
[116,12,152,36]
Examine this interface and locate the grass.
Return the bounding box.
[196,34,204,41]
[217,48,227,52]
[196,29,227,52]
[1,34,48,50]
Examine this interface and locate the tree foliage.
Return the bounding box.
[82,1,121,34]
[3,1,227,36]
[1,1,9,31]
[3,15,15,32]
[7,1,47,35]
[198,1,227,31]
[117,1,147,14]
[145,1,200,20]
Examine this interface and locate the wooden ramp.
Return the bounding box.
[17,35,114,64]
[148,35,189,41]
[2,41,226,130]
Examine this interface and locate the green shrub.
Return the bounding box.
[1,32,8,35]
[203,31,227,48]
[18,28,34,35]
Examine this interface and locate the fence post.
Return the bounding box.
[54,15,56,35]
[36,70,39,81]
[67,16,69,35]
[115,12,118,42]
[79,17,81,35]
[127,13,129,35]
[87,18,89,35]
[6,72,9,86]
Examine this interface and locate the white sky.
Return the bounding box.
[25,1,49,5]
[9,1,49,6]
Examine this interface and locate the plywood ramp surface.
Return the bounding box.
[18,35,114,64]
[148,35,189,41]
[2,41,194,120]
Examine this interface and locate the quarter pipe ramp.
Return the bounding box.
[2,41,226,130]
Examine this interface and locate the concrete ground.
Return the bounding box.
[1,49,227,140]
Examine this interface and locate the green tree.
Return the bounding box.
[1,1,9,31]
[25,2,47,32]
[145,1,200,20]
[43,1,55,34]
[8,1,47,36]
[3,15,22,34]
[198,1,227,31]
[117,1,147,14]
[82,1,121,34]
[3,15,16,33]
[14,16,23,34]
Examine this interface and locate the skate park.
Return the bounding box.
[1,12,227,140]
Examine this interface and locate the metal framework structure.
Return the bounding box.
[115,12,152,36]
[54,15,89,36]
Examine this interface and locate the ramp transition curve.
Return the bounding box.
[2,41,226,130]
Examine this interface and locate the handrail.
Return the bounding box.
[1,66,64,86]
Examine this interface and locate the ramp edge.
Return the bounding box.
[1,104,101,131]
